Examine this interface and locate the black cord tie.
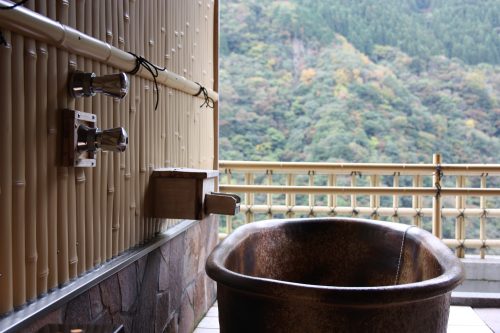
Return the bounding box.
[434,164,443,198]
[0,0,29,9]
[127,52,165,111]
[194,82,214,108]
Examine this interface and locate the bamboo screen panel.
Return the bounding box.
[0,0,216,315]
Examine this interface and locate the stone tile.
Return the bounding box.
[169,233,185,314]
[193,274,207,322]
[205,307,218,317]
[64,292,91,325]
[118,263,138,312]
[155,291,170,333]
[474,308,500,333]
[197,317,219,329]
[449,306,487,326]
[131,249,161,333]
[100,274,122,314]
[183,222,202,286]
[193,329,219,333]
[164,312,179,333]
[112,312,134,333]
[159,241,171,292]
[447,326,492,333]
[92,309,113,325]
[178,284,195,333]
[136,255,148,289]
[89,285,104,320]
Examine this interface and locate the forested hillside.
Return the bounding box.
[219,0,500,163]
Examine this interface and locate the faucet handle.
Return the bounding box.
[70,71,129,99]
[97,127,128,152]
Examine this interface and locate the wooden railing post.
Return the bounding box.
[328,174,337,216]
[308,171,315,216]
[412,175,422,227]
[455,175,465,258]
[480,174,487,258]
[433,154,442,238]
[245,172,254,223]
[392,172,400,223]
[267,170,273,219]
[370,175,379,220]
[286,174,295,218]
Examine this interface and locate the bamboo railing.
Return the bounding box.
[219,157,500,257]
[0,0,216,317]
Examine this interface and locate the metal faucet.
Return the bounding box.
[69,71,129,99]
[77,124,128,153]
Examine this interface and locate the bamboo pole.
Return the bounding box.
[308,171,315,215]
[56,43,70,286]
[97,0,109,262]
[122,0,130,252]
[219,184,500,196]
[110,0,120,258]
[433,154,442,238]
[74,0,86,276]
[133,0,140,246]
[0,0,218,103]
[245,173,254,223]
[412,175,422,227]
[92,1,102,267]
[350,172,357,216]
[34,0,49,292]
[455,176,465,258]
[286,174,295,219]
[267,171,273,219]
[328,174,336,216]
[369,175,379,220]
[392,173,400,223]
[480,175,487,258]
[12,32,27,308]
[62,0,78,283]
[237,205,500,219]
[218,161,500,176]
[24,34,38,302]
[46,0,58,290]
[0,29,13,315]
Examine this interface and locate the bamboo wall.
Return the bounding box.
[0,0,216,315]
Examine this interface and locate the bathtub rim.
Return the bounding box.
[206,217,465,307]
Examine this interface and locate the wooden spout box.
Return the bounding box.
[150,168,239,220]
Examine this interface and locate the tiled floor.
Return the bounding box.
[194,304,499,333]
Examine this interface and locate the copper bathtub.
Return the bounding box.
[206,218,464,333]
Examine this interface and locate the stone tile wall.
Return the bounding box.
[20,217,219,333]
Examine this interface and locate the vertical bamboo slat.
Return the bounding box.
[62,1,78,282]
[24,35,38,302]
[92,1,102,266]
[12,33,27,307]
[99,0,109,261]
[111,0,120,258]
[35,5,49,292]
[245,173,254,223]
[122,0,131,251]
[0,30,13,314]
[75,0,87,276]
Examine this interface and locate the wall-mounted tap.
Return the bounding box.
[69,71,129,99]
[77,125,128,153]
[63,109,128,167]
